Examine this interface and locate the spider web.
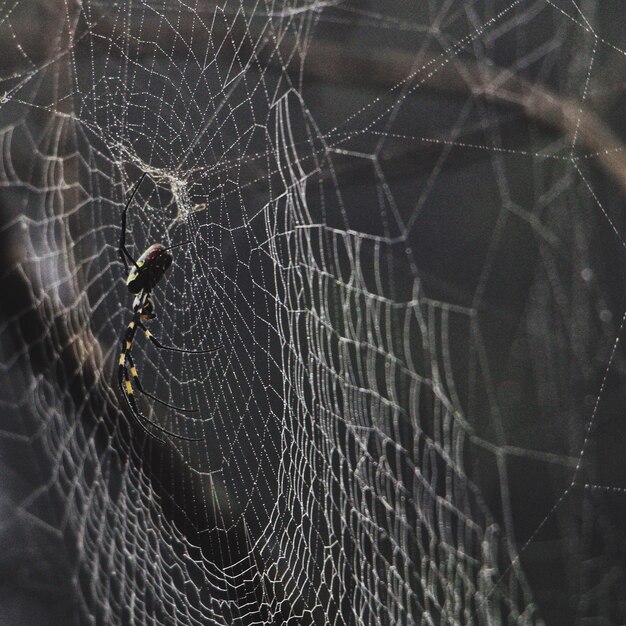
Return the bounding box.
[1,0,625,624]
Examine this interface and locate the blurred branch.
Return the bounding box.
[79,7,626,193]
[279,38,626,194]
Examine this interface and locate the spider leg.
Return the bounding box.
[161,240,192,253]
[118,367,166,444]
[117,317,202,442]
[138,321,222,354]
[120,247,138,275]
[121,369,201,442]
[119,172,147,274]
[127,351,200,413]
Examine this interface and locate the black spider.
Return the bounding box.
[117,173,219,442]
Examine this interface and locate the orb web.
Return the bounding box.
[0,1,625,624]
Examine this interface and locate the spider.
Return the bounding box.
[117,172,220,442]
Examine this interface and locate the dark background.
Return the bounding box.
[0,1,625,624]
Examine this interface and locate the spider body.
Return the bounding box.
[116,173,220,442]
[133,290,156,321]
[126,243,173,294]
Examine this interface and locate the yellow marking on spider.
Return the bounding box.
[126,341,132,349]
[130,367,138,377]
[128,322,135,329]
[144,330,152,338]
[119,354,125,365]
[125,380,133,395]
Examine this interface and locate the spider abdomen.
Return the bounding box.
[126,243,173,294]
